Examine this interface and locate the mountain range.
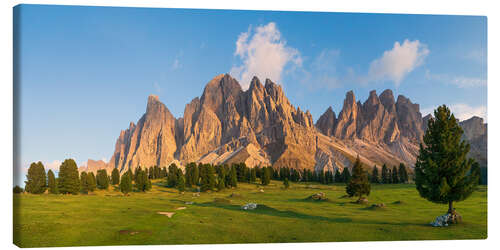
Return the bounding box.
[79,73,487,174]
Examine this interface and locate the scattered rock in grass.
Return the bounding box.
[157,212,175,218]
[430,210,463,227]
[356,197,369,204]
[308,192,328,201]
[175,207,187,210]
[192,192,200,197]
[214,198,231,204]
[370,203,386,209]
[259,189,265,193]
[185,201,194,205]
[241,203,258,210]
[229,193,243,198]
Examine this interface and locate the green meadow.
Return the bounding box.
[13,181,487,247]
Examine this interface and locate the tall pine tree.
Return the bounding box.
[398,163,409,184]
[120,171,132,195]
[25,161,47,194]
[111,168,120,185]
[96,169,109,190]
[371,166,380,184]
[47,169,58,194]
[58,159,80,194]
[346,156,371,201]
[381,164,389,184]
[415,105,480,214]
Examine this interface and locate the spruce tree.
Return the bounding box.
[88,172,96,192]
[119,171,132,195]
[398,163,409,184]
[334,169,342,183]
[80,172,89,194]
[250,168,257,182]
[177,175,186,192]
[167,164,179,187]
[415,105,480,214]
[381,164,389,184]
[13,185,24,193]
[111,168,120,185]
[217,175,225,191]
[392,166,399,184]
[230,166,238,188]
[261,167,271,185]
[371,166,380,184]
[58,159,80,194]
[47,169,58,194]
[283,178,290,189]
[341,167,351,183]
[346,156,371,201]
[96,169,109,190]
[25,161,47,194]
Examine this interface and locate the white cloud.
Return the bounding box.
[425,70,486,88]
[230,22,302,89]
[421,103,487,122]
[368,39,429,86]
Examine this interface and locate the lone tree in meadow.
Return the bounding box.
[96,169,109,190]
[119,171,133,195]
[58,159,80,194]
[111,168,120,185]
[25,161,47,194]
[346,156,371,201]
[415,105,480,214]
[47,169,58,194]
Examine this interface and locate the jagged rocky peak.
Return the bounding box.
[459,116,487,141]
[379,89,396,111]
[316,106,336,136]
[395,94,424,142]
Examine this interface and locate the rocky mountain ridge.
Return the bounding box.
[79,73,487,174]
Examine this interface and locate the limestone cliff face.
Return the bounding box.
[81,73,486,175]
[459,116,487,167]
[108,95,178,172]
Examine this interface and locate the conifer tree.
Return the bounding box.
[415,105,480,214]
[111,168,120,185]
[47,169,58,194]
[25,161,47,194]
[346,156,371,201]
[371,166,380,183]
[392,166,399,184]
[283,178,290,189]
[87,172,96,192]
[261,167,271,185]
[381,164,389,184]
[96,169,109,190]
[341,167,351,183]
[58,159,80,194]
[177,175,186,192]
[167,163,179,187]
[119,171,133,195]
[334,169,342,183]
[398,163,409,183]
[13,185,24,193]
[230,166,238,188]
[217,175,225,191]
[80,172,90,194]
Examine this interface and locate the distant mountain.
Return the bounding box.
[79,74,487,174]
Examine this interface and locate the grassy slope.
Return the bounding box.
[13,181,487,247]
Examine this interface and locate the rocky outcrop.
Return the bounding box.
[81,73,486,175]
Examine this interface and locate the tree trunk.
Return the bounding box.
[448,200,453,214]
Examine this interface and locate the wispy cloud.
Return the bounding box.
[297,49,342,90]
[421,103,487,122]
[172,58,181,70]
[230,22,302,89]
[425,70,486,88]
[367,39,429,86]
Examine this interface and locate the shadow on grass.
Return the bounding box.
[193,202,352,223]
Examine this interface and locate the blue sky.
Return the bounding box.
[14,4,486,185]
